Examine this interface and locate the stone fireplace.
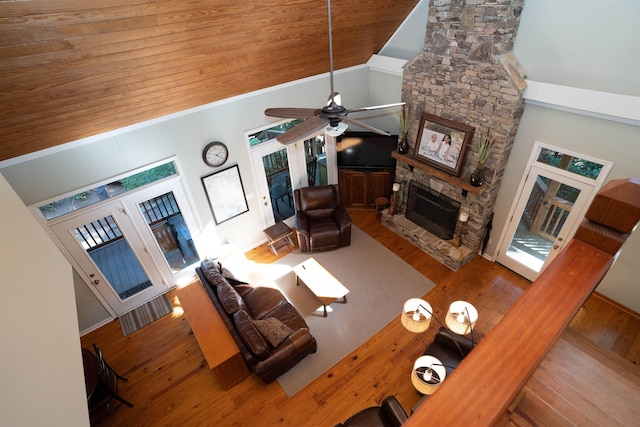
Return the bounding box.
[382,0,526,271]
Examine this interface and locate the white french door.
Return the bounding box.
[251,141,297,226]
[52,201,168,315]
[48,176,201,316]
[495,143,611,281]
[248,125,338,228]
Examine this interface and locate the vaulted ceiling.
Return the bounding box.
[0,0,419,161]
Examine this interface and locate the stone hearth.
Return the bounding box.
[384,0,526,270]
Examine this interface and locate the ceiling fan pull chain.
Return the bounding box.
[327,0,336,108]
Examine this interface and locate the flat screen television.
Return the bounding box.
[337,131,398,170]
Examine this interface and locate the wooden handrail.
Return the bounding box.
[405,178,640,426]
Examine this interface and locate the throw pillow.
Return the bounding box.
[216,282,246,314]
[233,310,269,360]
[252,317,294,347]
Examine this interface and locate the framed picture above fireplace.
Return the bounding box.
[414,112,475,177]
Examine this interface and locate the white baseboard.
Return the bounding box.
[79,317,114,337]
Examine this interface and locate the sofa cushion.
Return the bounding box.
[201,258,224,285]
[233,310,269,360]
[266,302,310,331]
[304,207,336,220]
[253,317,294,347]
[217,282,246,314]
[242,287,287,320]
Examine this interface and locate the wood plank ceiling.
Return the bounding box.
[0,0,419,162]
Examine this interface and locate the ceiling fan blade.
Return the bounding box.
[341,117,391,136]
[348,101,406,114]
[264,107,319,119]
[276,116,329,145]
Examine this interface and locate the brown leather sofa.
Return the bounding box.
[195,259,317,383]
[293,184,352,252]
[335,395,408,427]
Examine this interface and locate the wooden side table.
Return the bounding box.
[263,221,296,255]
[176,281,249,390]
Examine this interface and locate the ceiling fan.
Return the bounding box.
[264,0,405,145]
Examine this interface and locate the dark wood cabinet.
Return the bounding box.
[339,168,394,208]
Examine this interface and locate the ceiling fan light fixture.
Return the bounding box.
[324,122,348,137]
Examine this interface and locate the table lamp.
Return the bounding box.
[411,355,447,395]
[401,298,467,358]
[401,298,432,333]
[445,300,478,336]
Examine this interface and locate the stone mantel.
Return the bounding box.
[391,151,488,196]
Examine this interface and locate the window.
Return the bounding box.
[39,162,177,220]
[247,120,303,147]
[536,148,604,180]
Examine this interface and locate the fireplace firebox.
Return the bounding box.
[406,180,460,240]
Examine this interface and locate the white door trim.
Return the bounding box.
[494,141,612,280]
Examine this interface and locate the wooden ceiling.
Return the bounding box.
[0,0,419,162]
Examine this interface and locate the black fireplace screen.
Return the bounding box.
[406,180,460,240]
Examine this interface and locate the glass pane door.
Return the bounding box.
[496,166,594,280]
[137,191,199,273]
[263,147,294,223]
[52,201,168,315]
[304,135,328,187]
[77,215,152,299]
[248,120,336,227]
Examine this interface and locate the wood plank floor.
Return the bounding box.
[80,209,640,426]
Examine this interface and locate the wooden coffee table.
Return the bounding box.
[293,257,349,317]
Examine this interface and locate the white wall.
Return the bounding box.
[0,174,89,426]
[379,0,429,60]
[513,0,640,96]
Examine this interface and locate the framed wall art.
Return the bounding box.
[202,164,249,224]
[414,112,475,176]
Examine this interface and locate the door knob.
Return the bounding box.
[553,245,559,250]
[93,280,100,285]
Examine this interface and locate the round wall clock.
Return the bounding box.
[202,141,229,167]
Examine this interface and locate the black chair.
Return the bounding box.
[423,327,477,376]
[89,344,133,425]
[335,396,408,427]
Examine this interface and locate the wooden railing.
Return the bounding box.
[405,178,640,426]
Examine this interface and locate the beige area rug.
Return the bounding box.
[119,294,173,336]
[244,226,436,397]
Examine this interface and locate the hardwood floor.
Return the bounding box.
[80,209,640,426]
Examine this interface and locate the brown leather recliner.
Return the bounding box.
[293,184,352,252]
